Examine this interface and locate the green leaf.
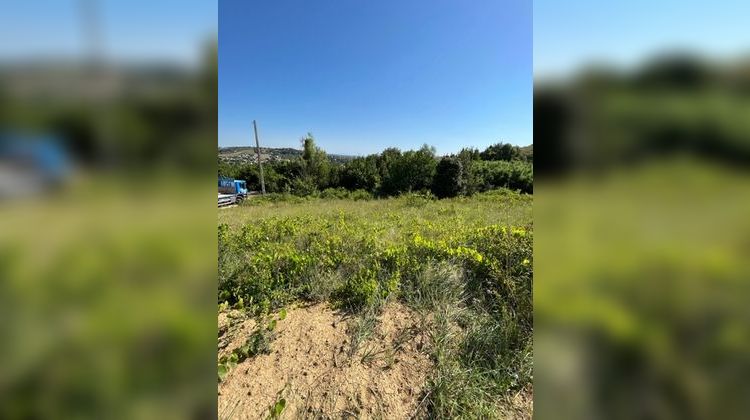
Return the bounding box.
[238,344,250,360]
[278,308,287,320]
[272,398,286,417]
[267,319,277,331]
[218,363,229,381]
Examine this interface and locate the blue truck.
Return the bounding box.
[218,176,248,207]
[0,133,71,199]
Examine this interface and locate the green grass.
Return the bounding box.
[218,189,533,418]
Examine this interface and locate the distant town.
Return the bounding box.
[218,146,355,165]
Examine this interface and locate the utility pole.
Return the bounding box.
[253,120,266,195]
[79,0,116,166]
[79,0,104,65]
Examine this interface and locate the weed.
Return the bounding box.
[218,309,288,382]
[401,262,464,311]
[346,301,382,358]
[266,397,286,420]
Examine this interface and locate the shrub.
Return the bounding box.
[472,160,533,193]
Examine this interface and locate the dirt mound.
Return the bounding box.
[218,302,432,419]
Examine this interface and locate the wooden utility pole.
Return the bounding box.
[253,120,266,195]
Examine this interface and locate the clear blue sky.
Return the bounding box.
[219,0,531,155]
[0,0,216,66]
[534,0,750,79]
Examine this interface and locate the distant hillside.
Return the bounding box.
[218,146,355,165]
[219,145,533,165]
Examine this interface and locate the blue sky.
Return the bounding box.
[219,0,531,155]
[0,0,216,66]
[534,0,750,79]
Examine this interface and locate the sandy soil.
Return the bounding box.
[218,302,432,419]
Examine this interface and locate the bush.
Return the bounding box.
[319,187,350,199]
[290,178,318,196]
[318,187,373,201]
[348,189,373,201]
[472,160,533,193]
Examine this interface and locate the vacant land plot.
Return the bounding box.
[218,190,533,419]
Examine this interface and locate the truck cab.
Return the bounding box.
[218,177,248,206]
[0,133,71,200]
[233,180,248,201]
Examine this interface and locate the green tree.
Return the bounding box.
[456,148,481,194]
[457,147,481,162]
[432,157,466,198]
[234,164,287,193]
[376,148,401,196]
[300,133,332,190]
[381,144,437,195]
[340,155,380,192]
[480,142,520,161]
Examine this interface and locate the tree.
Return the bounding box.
[300,133,332,190]
[234,163,287,193]
[432,157,466,198]
[456,148,481,194]
[480,142,520,161]
[457,147,481,162]
[376,148,401,196]
[340,155,380,192]
[381,144,436,195]
[218,158,237,179]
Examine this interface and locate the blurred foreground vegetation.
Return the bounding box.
[0,42,218,417]
[534,55,750,420]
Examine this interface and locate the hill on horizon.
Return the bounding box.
[218,146,356,165]
[219,144,533,166]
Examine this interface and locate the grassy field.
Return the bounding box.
[218,190,533,418]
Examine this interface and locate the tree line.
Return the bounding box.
[535,55,750,176]
[218,135,532,198]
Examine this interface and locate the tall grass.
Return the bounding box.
[408,263,532,419]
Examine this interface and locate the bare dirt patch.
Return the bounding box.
[218,302,432,419]
[500,385,534,419]
[218,309,257,358]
